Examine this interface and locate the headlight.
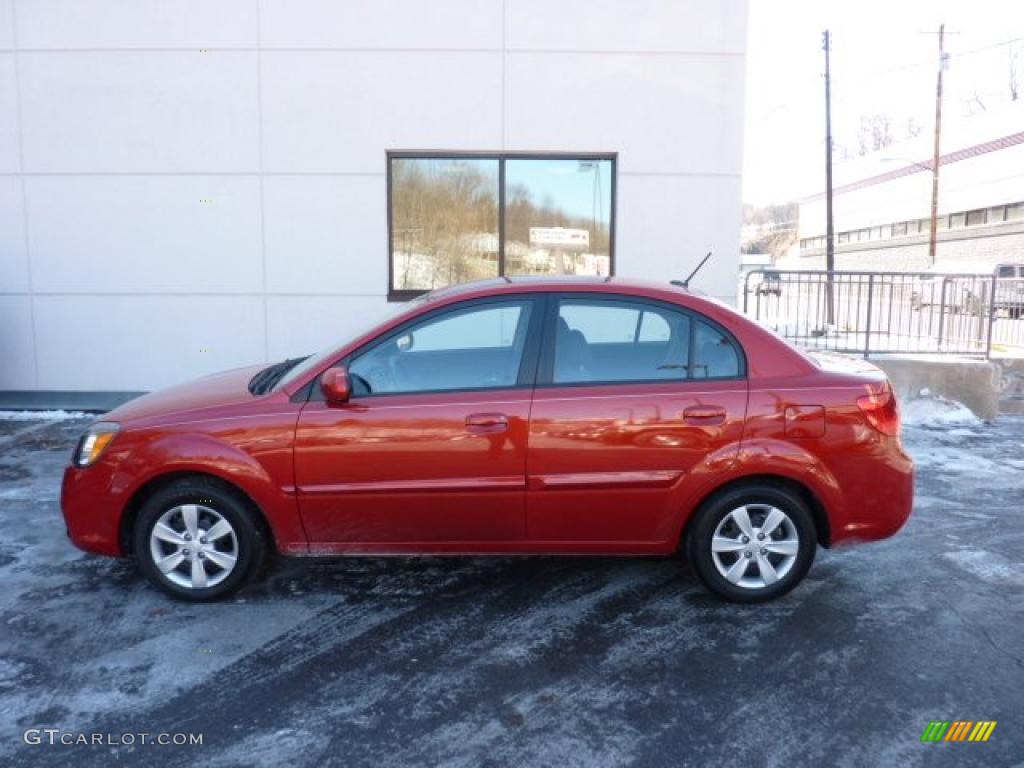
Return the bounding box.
[73,422,120,467]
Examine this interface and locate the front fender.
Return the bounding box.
[114,431,308,554]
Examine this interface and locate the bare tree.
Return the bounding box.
[1010,42,1020,101]
[963,90,988,115]
[904,117,922,140]
[857,113,894,156]
[741,202,798,260]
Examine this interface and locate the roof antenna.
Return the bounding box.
[672,251,712,288]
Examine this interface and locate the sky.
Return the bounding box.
[742,0,1024,205]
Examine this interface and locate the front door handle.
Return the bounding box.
[466,413,509,434]
[683,405,727,425]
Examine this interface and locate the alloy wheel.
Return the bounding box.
[710,504,800,590]
[148,504,239,590]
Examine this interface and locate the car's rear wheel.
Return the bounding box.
[133,478,267,601]
[686,485,816,603]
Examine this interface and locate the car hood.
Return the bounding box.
[104,364,267,426]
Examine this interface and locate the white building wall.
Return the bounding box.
[0,0,747,394]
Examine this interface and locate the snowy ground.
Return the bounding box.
[1,411,1022,767]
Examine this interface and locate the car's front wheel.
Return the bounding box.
[133,478,267,601]
[686,485,816,603]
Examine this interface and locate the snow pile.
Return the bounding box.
[901,396,981,427]
[0,410,92,421]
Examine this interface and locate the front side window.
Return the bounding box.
[552,298,741,385]
[349,300,533,395]
[389,153,616,298]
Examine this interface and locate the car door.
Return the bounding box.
[526,294,748,545]
[294,296,541,547]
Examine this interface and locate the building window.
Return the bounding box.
[965,209,986,227]
[949,212,966,228]
[387,152,616,299]
[891,222,908,237]
[1006,202,1024,221]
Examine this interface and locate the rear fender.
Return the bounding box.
[671,437,842,544]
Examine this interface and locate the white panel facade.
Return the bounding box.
[0,176,28,292]
[507,0,747,54]
[266,295,396,363]
[1,0,747,396]
[0,296,35,389]
[18,51,260,173]
[260,0,502,50]
[14,0,258,49]
[506,53,745,175]
[260,51,503,173]
[0,0,13,50]
[33,296,265,391]
[618,175,744,300]
[263,175,386,295]
[0,54,19,173]
[25,176,263,293]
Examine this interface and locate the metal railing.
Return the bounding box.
[742,269,1024,358]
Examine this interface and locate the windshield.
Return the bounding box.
[272,296,430,391]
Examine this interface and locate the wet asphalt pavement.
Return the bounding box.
[1,413,1022,768]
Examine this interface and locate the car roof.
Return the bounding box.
[419,275,695,302]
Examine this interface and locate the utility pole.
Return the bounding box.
[927,24,946,267]
[823,29,835,325]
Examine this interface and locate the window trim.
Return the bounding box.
[316,294,546,401]
[534,293,748,389]
[386,150,618,301]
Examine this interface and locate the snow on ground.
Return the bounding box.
[2,412,1023,768]
[0,410,93,421]
[900,396,982,427]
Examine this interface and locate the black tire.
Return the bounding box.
[133,477,267,601]
[686,484,816,603]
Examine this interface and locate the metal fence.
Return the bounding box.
[742,269,1024,358]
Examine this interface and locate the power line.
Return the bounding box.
[755,35,1024,118]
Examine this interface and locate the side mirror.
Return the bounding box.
[320,367,351,404]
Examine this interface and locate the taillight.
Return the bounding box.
[857,386,900,436]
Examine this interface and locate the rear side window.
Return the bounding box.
[692,320,740,379]
[552,298,742,384]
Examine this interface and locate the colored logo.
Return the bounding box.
[921,721,997,742]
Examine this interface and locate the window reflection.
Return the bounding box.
[505,158,612,278]
[389,154,615,296]
[391,158,499,292]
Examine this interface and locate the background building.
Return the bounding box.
[0,0,749,403]
[796,102,1024,272]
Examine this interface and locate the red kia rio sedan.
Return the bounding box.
[61,277,913,603]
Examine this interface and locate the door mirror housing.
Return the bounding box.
[320,368,351,404]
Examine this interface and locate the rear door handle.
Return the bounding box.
[683,405,727,425]
[466,413,509,433]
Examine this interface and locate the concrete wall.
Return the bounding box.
[873,355,1001,421]
[0,0,749,395]
[794,219,1024,272]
